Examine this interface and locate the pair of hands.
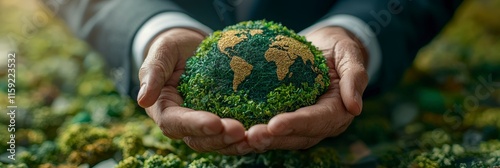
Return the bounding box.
[137,27,369,155]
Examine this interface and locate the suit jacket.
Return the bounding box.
[42,0,462,99]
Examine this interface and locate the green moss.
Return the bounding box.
[179,20,329,128]
[116,156,142,168]
[412,144,466,168]
[188,158,217,168]
[116,132,145,158]
[142,126,193,157]
[67,138,116,166]
[479,139,500,154]
[305,147,342,168]
[57,124,109,154]
[419,129,452,148]
[143,154,184,168]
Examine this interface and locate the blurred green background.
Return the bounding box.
[0,0,499,167]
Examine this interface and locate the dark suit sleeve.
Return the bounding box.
[324,0,463,96]
[41,0,186,98]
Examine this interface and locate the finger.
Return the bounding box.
[262,136,322,151]
[150,106,223,139]
[267,99,354,137]
[182,118,246,152]
[247,124,273,151]
[137,38,179,108]
[216,141,254,155]
[334,40,368,116]
[247,124,322,151]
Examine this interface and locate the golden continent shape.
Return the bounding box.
[219,29,263,91]
[230,56,253,91]
[218,29,264,56]
[264,35,315,80]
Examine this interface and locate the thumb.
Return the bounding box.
[336,40,368,116]
[137,37,179,108]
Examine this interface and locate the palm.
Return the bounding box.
[155,67,188,111]
[309,50,355,137]
[246,27,367,151]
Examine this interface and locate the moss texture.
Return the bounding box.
[179,20,330,128]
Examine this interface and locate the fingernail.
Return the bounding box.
[237,143,253,154]
[203,126,217,135]
[224,135,237,144]
[137,84,147,101]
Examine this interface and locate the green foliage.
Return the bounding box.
[30,107,67,137]
[17,129,46,146]
[412,144,466,168]
[419,129,452,148]
[305,147,342,168]
[17,141,60,165]
[144,154,184,168]
[464,108,500,129]
[479,140,500,166]
[116,132,145,158]
[116,153,185,168]
[375,145,410,167]
[180,20,330,127]
[67,138,115,166]
[207,147,341,168]
[351,116,393,144]
[0,163,29,168]
[142,125,193,157]
[57,124,109,154]
[55,124,116,166]
[115,156,142,168]
[0,125,10,150]
[479,139,500,154]
[188,158,217,168]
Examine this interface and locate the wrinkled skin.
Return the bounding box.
[137,27,369,155]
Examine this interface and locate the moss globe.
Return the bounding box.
[179,20,330,128]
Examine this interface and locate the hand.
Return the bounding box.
[246,27,369,151]
[136,28,249,155]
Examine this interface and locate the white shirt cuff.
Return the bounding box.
[132,12,213,72]
[299,14,382,85]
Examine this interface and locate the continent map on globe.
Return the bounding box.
[218,29,326,92]
[179,20,330,127]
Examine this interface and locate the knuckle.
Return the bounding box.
[337,39,360,50]
[138,61,168,83]
[145,108,178,139]
[156,116,183,139]
[149,61,169,74]
[158,122,177,139]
